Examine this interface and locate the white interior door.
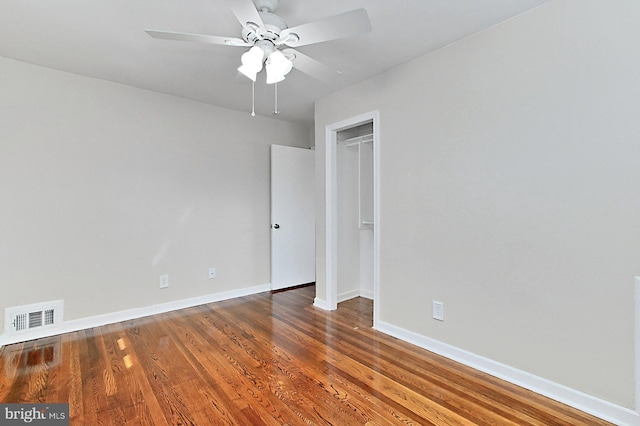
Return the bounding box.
[271,144,315,290]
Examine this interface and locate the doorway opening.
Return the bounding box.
[323,111,380,327]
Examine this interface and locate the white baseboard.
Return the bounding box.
[375,320,640,426]
[360,289,374,300]
[337,289,360,303]
[317,289,373,309]
[0,283,271,347]
[336,289,374,303]
[313,297,331,310]
[635,277,640,416]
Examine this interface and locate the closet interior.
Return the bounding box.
[336,121,374,302]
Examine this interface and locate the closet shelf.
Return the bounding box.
[341,133,373,147]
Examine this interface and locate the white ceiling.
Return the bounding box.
[0,0,548,126]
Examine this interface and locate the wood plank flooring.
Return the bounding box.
[0,285,612,425]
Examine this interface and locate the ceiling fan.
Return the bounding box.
[145,0,372,86]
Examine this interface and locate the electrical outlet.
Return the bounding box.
[159,274,169,289]
[208,268,216,279]
[432,301,444,321]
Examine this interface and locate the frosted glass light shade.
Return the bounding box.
[266,50,293,84]
[238,46,264,81]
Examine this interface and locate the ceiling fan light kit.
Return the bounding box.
[265,50,293,84]
[145,0,371,116]
[238,45,264,81]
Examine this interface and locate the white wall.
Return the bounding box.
[336,144,360,300]
[0,57,310,336]
[315,0,638,413]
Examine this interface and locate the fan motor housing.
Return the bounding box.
[242,10,287,43]
[260,12,287,39]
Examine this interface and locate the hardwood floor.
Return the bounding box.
[0,285,612,425]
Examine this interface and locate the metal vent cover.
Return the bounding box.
[5,300,63,336]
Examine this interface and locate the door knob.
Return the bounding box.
[273,224,280,229]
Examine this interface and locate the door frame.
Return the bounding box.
[322,110,380,327]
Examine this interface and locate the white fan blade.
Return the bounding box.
[279,9,371,47]
[145,30,250,46]
[225,0,266,33]
[282,48,341,83]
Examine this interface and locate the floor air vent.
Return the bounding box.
[5,300,63,336]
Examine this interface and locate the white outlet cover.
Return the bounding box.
[208,268,216,279]
[160,274,169,288]
[432,301,444,321]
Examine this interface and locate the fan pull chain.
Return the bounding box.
[251,80,256,117]
[274,83,279,115]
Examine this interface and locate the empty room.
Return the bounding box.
[1,0,638,424]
